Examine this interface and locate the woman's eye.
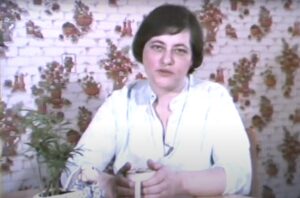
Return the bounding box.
[174,48,188,55]
[150,44,164,52]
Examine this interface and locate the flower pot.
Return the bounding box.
[264,74,276,88]
[33,0,42,5]
[50,89,63,108]
[62,22,78,37]
[33,189,85,198]
[75,14,93,27]
[84,84,100,96]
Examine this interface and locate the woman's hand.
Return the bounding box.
[78,165,116,198]
[78,165,100,184]
[142,159,182,198]
[115,162,135,197]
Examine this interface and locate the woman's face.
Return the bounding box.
[142,30,193,92]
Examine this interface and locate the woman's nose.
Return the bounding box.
[161,50,174,66]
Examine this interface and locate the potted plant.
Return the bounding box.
[79,74,101,97]
[100,39,136,90]
[22,109,83,197]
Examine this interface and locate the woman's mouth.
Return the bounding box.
[157,69,173,76]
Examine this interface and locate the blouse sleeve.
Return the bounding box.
[60,91,121,189]
[206,84,252,195]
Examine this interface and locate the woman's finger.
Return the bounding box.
[147,159,163,171]
[143,168,165,187]
[116,185,134,197]
[117,162,132,175]
[116,174,134,188]
[143,179,167,195]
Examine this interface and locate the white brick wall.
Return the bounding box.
[1,0,300,197]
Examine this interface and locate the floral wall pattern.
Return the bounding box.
[1,0,300,197]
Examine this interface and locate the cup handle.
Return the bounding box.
[134,180,141,198]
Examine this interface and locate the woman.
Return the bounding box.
[61,4,252,197]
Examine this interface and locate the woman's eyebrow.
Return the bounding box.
[149,40,189,48]
[148,40,164,45]
[173,43,189,48]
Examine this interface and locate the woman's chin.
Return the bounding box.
[155,81,178,91]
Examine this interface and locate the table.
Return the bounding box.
[3,189,254,198]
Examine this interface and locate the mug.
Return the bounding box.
[126,169,155,198]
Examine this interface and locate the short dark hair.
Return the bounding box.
[132,4,204,74]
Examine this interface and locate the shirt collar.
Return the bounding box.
[147,75,192,110]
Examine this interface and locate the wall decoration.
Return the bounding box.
[249,24,264,41]
[225,24,238,39]
[32,0,60,15]
[251,114,265,132]
[259,6,272,32]
[59,1,93,43]
[276,39,300,98]
[249,6,272,41]
[195,1,225,54]
[31,61,71,109]
[25,20,43,39]
[0,30,8,56]
[100,39,136,90]
[41,0,60,15]
[251,96,273,131]
[60,22,81,43]
[10,73,26,92]
[74,0,93,32]
[264,158,278,177]
[278,127,300,184]
[261,67,277,89]
[115,19,133,37]
[0,101,24,172]
[209,67,225,84]
[0,0,26,56]
[288,21,300,37]
[79,73,102,98]
[283,0,293,10]
[229,0,254,18]
[66,129,81,145]
[109,0,118,6]
[228,54,258,108]
[289,109,300,124]
[262,185,276,198]
[77,106,93,133]
[259,96,273,123]
[62,53,76,73]
[33,0,43,6]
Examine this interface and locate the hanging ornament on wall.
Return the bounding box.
[261,67,277,89]
[109,0,118,6]
[115,19,133,37]
[25,20,44,39]
[289,109,300,124]
[288,21,300,37]
[265,158,278,177]
[225,24,238,39]
[77,106,93,133]
[11,73,26,92]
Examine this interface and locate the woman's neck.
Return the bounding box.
[151,78,187,104]
[152,79,186,132]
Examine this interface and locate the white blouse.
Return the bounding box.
[61,75,252,195]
